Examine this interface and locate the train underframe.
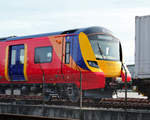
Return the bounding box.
[0,78,126,102]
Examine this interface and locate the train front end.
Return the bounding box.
[78,27,131,98]
[89,33,130,86]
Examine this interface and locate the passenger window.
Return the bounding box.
[20,49,24,64]
[34,46,52,64]
[65,42,70,64]
[11,50,16,65]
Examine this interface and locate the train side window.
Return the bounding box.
[11,50,16,65]
[65,42,70,64]
[20,49,24,64]
[35,46,52,64]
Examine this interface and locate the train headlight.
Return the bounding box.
[116,77,122,83]
[87,60,99,68]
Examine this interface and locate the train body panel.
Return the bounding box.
[0,34,105,90]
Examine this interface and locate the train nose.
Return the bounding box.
[97,60,122,77]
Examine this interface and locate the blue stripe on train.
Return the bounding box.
[65,35,89,70]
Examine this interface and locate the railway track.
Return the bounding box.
[0,94,150,110]
[87,98,150,109]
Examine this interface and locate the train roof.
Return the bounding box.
[0,26,113,42]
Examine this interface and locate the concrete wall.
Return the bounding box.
[0,103,150,120]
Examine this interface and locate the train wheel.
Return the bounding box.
[67,84,80,103]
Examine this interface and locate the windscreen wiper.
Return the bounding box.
[97,42,104,59]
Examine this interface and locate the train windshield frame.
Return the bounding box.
[88,34,120,61]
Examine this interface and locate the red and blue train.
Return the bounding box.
[0,26,131,102]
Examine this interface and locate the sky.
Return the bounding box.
[0,0,150,65]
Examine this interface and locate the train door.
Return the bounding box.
[64,36,73,70]
[61,36,71,81]
[63,35,78,81]
[9,45,25,81]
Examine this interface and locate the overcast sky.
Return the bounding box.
[0,0,150,64]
